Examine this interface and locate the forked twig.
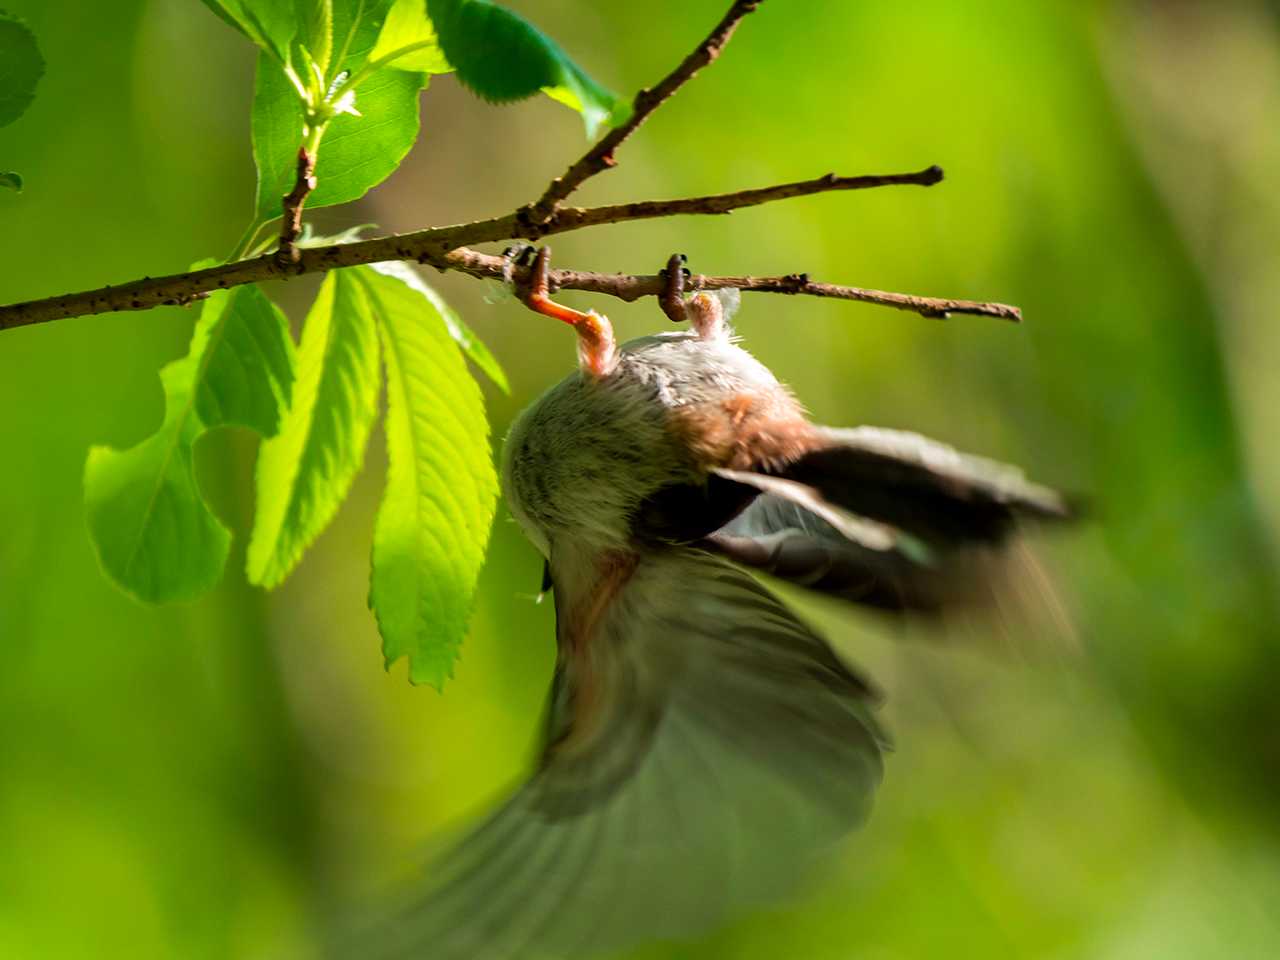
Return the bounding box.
[0,0,1022,333]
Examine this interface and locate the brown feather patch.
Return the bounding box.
[667,390,820,473]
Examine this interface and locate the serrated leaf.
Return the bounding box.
[0,171,21,191]
[199,0,297,63]
[370,0,449,73]
[0,11,45,128]
[85,283,295,604]
[371,261,507,393]
[252,49,425,222]
[248,270,380,588]
[356,264,497,687]
[426,0,627,137]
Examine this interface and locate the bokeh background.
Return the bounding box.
[3,1,1280,957]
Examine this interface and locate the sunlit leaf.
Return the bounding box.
[357,264,497,687]
[85,282,295,603]
[370,0,450,73]
[251,50,426,222]
[198,0,297,63]
[371,261,508,393]
[247,270,380,588]
[0,10,45,128]
[330,0,396,73]
[426,0,628,137]
[295,0,334,78]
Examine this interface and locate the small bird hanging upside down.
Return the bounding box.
[366,248,1072,960]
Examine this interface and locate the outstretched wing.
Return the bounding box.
[700,427,1073,616]
[356,549,884,960]
[782,426,1071,543]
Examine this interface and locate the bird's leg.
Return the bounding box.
[686,281,727,342]
[658,253,724,340]
[520,246,618,379]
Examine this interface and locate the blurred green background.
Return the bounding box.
[3,1,1280,957]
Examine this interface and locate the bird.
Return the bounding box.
[362,248,1072,960]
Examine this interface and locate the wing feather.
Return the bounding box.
[349,549,883,959]
[700,428,1074,618]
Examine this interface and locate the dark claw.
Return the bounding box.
[660,253,689,324]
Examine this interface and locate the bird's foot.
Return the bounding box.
[658,253,690,324]
[518,246,618,380]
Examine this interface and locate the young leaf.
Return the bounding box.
[369,0,450,73]
[251,51,426,222]
[295,0,334,78]
[85,284,295,604]
[426,0,628,137]
[199,0,298,64]
[247,270,380,588]
[371,261,507,393]
[0,10,45,128]
[357,263,497,687]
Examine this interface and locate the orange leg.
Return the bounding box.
[521,247,618,380]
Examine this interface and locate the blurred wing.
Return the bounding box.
[701,427,1074,620]
[705,484,955,612]
[360,549,884,960]
[784,426,1071,543]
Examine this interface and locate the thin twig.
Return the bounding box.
[277,146,318,265]
[0,170,947,329]
[439,248,1022,322]
[549,167,943,229]
[525,0,764,223]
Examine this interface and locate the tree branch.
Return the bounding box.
[0,0,1020,333]
[276,146,317,265]
[525,0,764,222]
[439,248,1022,322]
[0,169,951,329]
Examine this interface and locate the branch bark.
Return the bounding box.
[526,0,764,222]
[276,146,317,265]
[0,169,958,329]
[440,248,1022,322]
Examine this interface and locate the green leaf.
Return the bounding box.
[356,263,497,687]
[370,0,449,73]
[85,283,295,604]
[295,0,334,78]
[426,0,628,137]
[247,270,380,587]
[297,222,376,246]
[199,0,297,63]
[0,10,45,128]
[251,49,426,222]
[328,0,396,75]
[371,261,507,393]
[0,171,21,191]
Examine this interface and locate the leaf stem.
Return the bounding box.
[336,40,439,96]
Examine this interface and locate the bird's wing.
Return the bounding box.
[704,478,955,612]
[782,425,1071,544]
[357,549,884,960]
[697,426,1073,616]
